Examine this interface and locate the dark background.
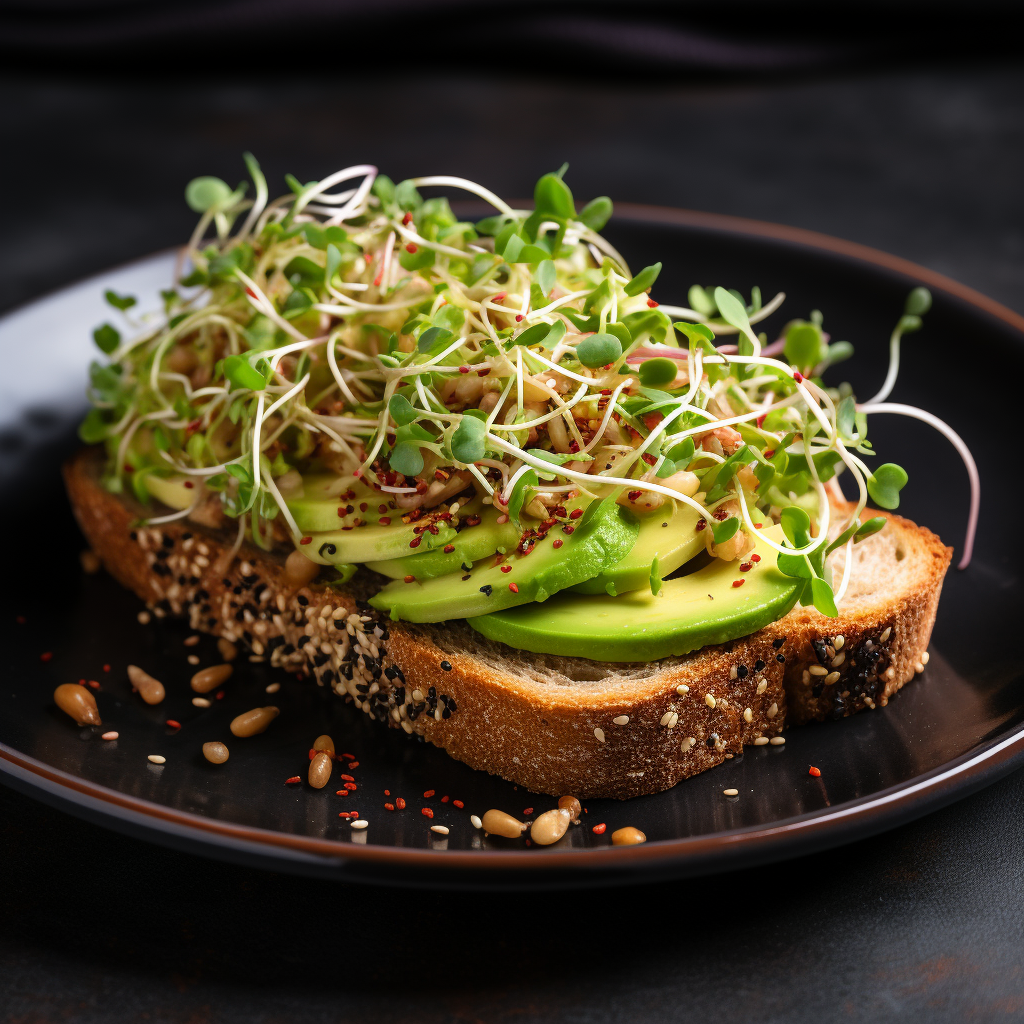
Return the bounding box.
[3,4,1024,1021]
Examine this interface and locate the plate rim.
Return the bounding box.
[3,203,1022,877]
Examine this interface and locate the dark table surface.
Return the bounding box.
[3,62,1024,1022]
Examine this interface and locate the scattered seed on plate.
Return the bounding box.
[470,815,482,829]
[187,655,200,666]
[808,766,821,777]
[266,682,281,694]
[137,611,151,625]
[351,819,368,829]
[723,788,739,797]
[100,731,118,741]
[203,741,229,764]
[430,825,450,835]
[192,697,211,708]
[770,736,786,745]
[147,755,165,764]
[592,823,607,834]
[183,635,200,647]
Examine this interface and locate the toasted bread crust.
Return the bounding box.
[64,449,950,798]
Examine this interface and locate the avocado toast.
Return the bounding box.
[65,160,970,797]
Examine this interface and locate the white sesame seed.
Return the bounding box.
[833,635,845,650]
[831,652,846,668]
[880,626,892,642]
[187,654,200,666]
[430,825,450,835]
[184,635,200,647]
[885,666,896,680]
[100,731,119,741]
[350,819,368,829]
[808,664,828,676]
[705,693,717,708]
[921,651,930,665]
[594,727,606,743]
[676,684,689,695]
[767,702,778,719]
[412,688,424,702]
[756,680,767,695]
[743,707,753,723]
[147,754,166,764]
[753,736,769,746]
[137,611,151,625]
[266,682,281,694]
[825,671,841,685]
[612,715,630,726]
[769,736,786,745]
[667,712,679,729]
[729,665,738,680]
[659,711,674,727]
[192,697,211,708]
[471,814,483,829]
[914,662,925,674]
[802,670,810,684]
[723,788,739,797]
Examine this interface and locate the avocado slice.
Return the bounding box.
[366,506,524,581]
[570,499,704,596]
[146,474,196,511]
[285,473,373,533]
[304,516,460,566]
[467,524,801,662]
[369,498,639,623]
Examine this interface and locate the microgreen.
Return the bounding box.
[624,263,662,297]
[93,323,120,354]
[577,333,621,368]
[866,463,908,509]
[711,516,740,545]
[451,412,488,464]
[637,357,678,388]
[579,196,613,231]
[185,176,233,213]
[104,290,137,312]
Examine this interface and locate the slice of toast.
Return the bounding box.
[64,448,952,798]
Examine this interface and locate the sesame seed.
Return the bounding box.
[682,736,696,750]
[825,670,841,685]
[808,664,828,676]
[470,814,483,829]
[430,825,450,835]
[350,820,368,829]
[767,702,778,719]
[676,684,689,695]
[921,651,930,665]
[137,611,151,624]
[743,707,753,723]
[192,697,211,708]
[594,727,606,743]
[613,715,630,726]
[880,626,892,642]
[756,679,767,695]
[729,665,738,680]
[831,652,846,667]
[184,635,200,647]
[769,736,786,745]
[147,754,166,764]
[266,682,281,693]
[705,693,717,708]
[101,731,119,741]
[187,655,200,666]
[723,788,739,797]
[754,737,769,746]
[833,635,845,650]
[914,662,925,673]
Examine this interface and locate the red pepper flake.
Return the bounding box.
[341,774,355,781]
[696,519,707,532]
[184,480,194,489]
[453,799,464,809]
[216,690,225,700]
[341,752,355,760]
[423,789,435,798]
[569,508,583,520]
[409,537,422,548]
[87,680,100,689]
[809,766,821,777]
[166,719,182,730]
[492,291,507,302]
[404,575,416,583]
[627,489,642,501]
[379,516,392,526]
[40,652,52,662]
[647,299,659,308]
[344,782,357,791]
[732,579,745,588]
[751,553,762,562]
[245,287,257,299]
[592,823,607,834]
[285,776,301,785]
[421,807,434,818]
[300,536,312,545]
[553,538,563,549]
[515,314,523,322]
[500,565,512,574]
[308,749,316,759]
[335,790,349,797]
[396,797,407,810]
[385,802,395,811]
[756,413,767,428]
[103,664,110,672]
[441,795,449,803]
[478,368,489,377]
[384,789,390,796]
[403,211,413,225]
[348,762,359,768]
[508,582,519,593]
[443,544,455,554]
[523,807,534,815]
[405,243,418,253]
[739,563,752,572]
[793,371,804,383]
[562,525,575,535]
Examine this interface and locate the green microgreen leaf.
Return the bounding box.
[713,287,752,336]
[325,243,342,286]
[507,469,539,530]
[223,355,267,392]
[395,180,423,211]
[104,290,136,312]
[526,449,592,466]
[810,576,838,617]
[673,320,716,347]
[185,176,233,213]
[389,442,423,477]
[637,357,678,388]
[855,516,887,541]
[784,321,827,371]
[687,285,716,317]
[781,506,811,548]
[534,171,575,219]
[371,174,396,205]
[711,516,740,545]
[837,396,856,439]
[867,463,908,509]
[904,287,932,317]
[825,341,854,366]
[388,394,418,426]
[92,323,120,354]
[666,436,695,465]
[536,259,557,296]
[417,326,453,352]
[898,314,922,334]
[451,414,488,464]
[624,262,662,297]
[516,320,565,349]
[579,196,613,231]
[576,332,622,368]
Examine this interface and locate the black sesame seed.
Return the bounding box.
[130,531,138,541]
[736,665,748,679]
[706,733,719,748]
[772,638,785,649]
[297,595,308,605]
[479,585,493,596]
[776,654,786,663]
[754,659,765,671]
[440,660,452,672]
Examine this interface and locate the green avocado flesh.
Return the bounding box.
[369,498,639,623]
[284,474,370,533]
[305,517,459,566]
[467,524,801,662]
[570,499,704,596]
[146,475,195,510]
[366,506,524,581]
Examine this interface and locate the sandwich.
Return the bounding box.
[65,158,974,798]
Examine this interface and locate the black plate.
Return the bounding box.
[1,206,1022,888]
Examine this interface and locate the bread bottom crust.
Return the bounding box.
[64,449,951,798]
